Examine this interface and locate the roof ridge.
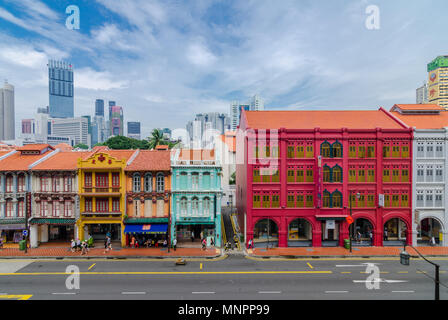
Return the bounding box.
[126,149,140,167]
[0,149,17,161]
[29,149,60,170]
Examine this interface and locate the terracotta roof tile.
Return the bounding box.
[126,150,171,171]
[54,143,73,151]
[101,150,137,161]
[32,151,93,171]
[243,110,405,129]
[220,134,236,152]
[0,150,54,171]
[16,144,54,152]
[178,149,215,161]
[391,104,445,111]
[391,111,448,129]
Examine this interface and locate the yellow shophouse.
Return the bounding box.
[77,149,137,247]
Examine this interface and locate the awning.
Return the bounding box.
[124,224,168,234]
[316,215,348,221]
[30,218,76,225]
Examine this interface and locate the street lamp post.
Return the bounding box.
[401,244,440,300]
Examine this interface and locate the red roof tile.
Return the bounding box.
[243,110,406,129]
[32,151,93,171]
[126,150,171,171]
[16,144,54,152]
[391,104,445,111]
[178,149,215,161]
[391,111,448,129]
[0,150,54,171]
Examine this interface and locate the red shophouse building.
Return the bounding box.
[236,108,413,248]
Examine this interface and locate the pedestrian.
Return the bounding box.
[191,231,195,242]
[210,237,214,247]
[81,241,88,255]
[76,238,81,251]
[163,239,167,247]
[70,239,76,253]
[369,231,373,246]
[107,236,112,251]
[0,237,3,249]
[248,238,253,249]
[383,228,388,241]
[201,238,206,250]
[103,236,109,254]
[357,231,362,243]
[173,238,177,251]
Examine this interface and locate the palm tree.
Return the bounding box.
[148,129,179,150]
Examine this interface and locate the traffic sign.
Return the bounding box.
[346,216,354,225]
[22,230,28,236]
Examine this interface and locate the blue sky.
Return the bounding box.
[0,0,447,138]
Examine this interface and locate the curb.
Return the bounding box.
[247,254,447,259]
[0,255,223,260]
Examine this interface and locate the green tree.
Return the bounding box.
[148,129,178,150]
[103,136,150,150]
[73,143,89,150]
[229,172,236,185]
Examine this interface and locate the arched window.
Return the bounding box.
[144,173,152,192]
[332,166,342,183]
[133,173,141,192]
[332,190,342,208]
[332,142,342,158]
[321,142,331,158]
[156,173,165,192]
[323,166,331,182]
[203,197,211,216]
[180,197,187,215]
[191,173,199,189]
[192,197,199,215]
[323,191,331,208]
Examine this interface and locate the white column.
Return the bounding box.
[40,224,49,243]
[0,200,4,218]
[30,225,38,248]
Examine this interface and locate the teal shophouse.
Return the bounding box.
[171,149,222,247]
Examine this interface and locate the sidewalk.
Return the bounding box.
[248,246,448,258]
[0,246,222,259]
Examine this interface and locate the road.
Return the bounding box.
[0,255,447,300]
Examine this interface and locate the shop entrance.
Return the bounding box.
[288,219,312,247]
[321,220,339,247]
[418,218,442,246]
[253,219,279,248]
[176,224,215,247]
[353,218,374,246]
[0,229,24,243]
[49,225,74,242]
[87,224,121,241]
[383,218,407,246]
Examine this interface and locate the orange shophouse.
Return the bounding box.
[124,147,172,246]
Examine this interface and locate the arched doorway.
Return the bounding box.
[383,218,408,246]
[288,219,312,247]
[354,218,374,246]
[253,219,278,248]
[418,218,443,246]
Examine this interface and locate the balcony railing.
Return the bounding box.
[82,186,121,193]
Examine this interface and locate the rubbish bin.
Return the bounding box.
[344,239,350,250]
[19,240,26,251]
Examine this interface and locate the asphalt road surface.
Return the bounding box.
[0,255,447,300]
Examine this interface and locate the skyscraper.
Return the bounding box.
[427,56,448,108]
[127,122,141,140]
[416,83,429,104]
[0,81,15,141]
[109,105,124,136]
[95,99,104,116]
[48,60,74,118]
[250,94,264,111]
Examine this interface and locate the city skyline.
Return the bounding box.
[1,1,448,139]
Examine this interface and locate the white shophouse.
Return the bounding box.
[391,104,448,246]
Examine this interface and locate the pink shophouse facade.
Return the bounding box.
[236,108,413,248]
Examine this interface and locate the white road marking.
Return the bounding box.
[121,292,146,295]
[353,279,408,283]
[52,292,76,295]
[192,292,215,294]
[392,291,414,293]
[325,291,348,293]
[336,263,382,268]
[258,291,281,294]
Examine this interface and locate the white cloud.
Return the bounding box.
[75,68,129,91]
[0,46,47,68]
[187,41,217,67]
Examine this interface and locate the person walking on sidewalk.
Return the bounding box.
[191,231,195,242]
[107,236,112,251]
[81,241,88,255]
[173,238,177,251]
[103,236,109,254]
[201,238,206,250]
[70,239,76,253]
